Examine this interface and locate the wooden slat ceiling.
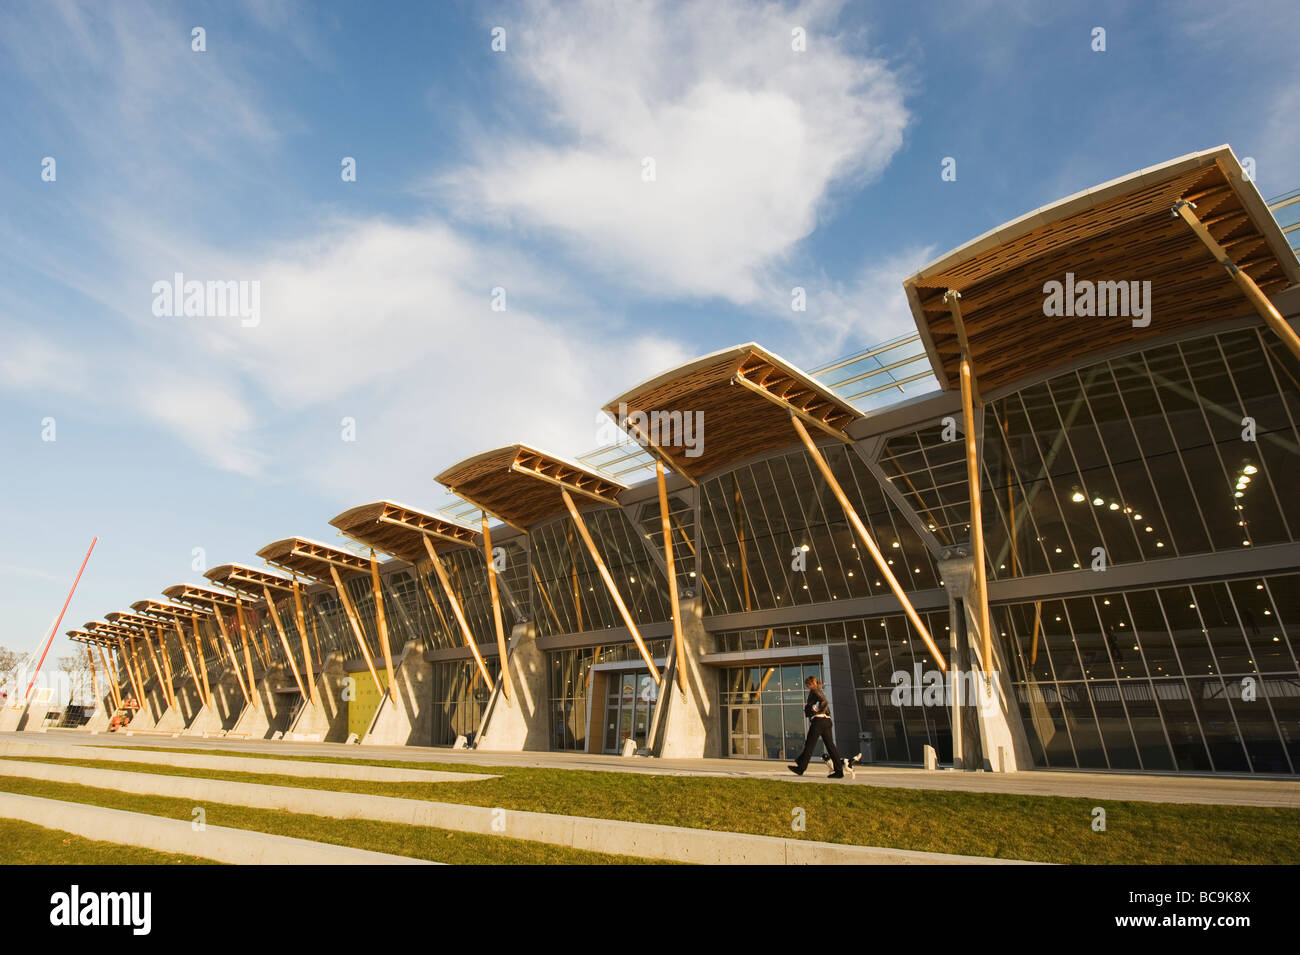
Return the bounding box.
[116,607,182,628]
[102,616,154,634]
[162,582,247,609]
[86,621,137,639]
[436,444,627,531]
[601,343,861,482]
[329,500,480,563]
[130,599,211,620]
[205,563,293,595]
[905,147,1300,395]
[255,537,370,581]
[68,630,115,648]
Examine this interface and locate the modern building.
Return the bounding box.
[64,145,1300,776]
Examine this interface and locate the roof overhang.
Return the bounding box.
[903,146,1300,395]
[68,630,116,648]
[130,600,209,623]
[436,445,627,531]
[116,607,183,628]
[85,621,139,640]
[255,537,370,581]
[162,582,247,610]
[601,342,861,482]
[329,500,480,562]
[205,563,294,596]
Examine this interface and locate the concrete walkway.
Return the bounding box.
[0,791,436,865]
[0,739,494,783]
[26,730,1300,808]
[0,758,1036,865]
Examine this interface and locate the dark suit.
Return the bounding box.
[795,687,843,773]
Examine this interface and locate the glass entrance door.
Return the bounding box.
[603,670,657,753]
[722,662,825,759]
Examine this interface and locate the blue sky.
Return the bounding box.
[1,0,1297,656]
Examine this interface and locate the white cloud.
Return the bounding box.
[447,0,909,303]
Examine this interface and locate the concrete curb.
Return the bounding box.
[0,758,1039,865]
[0,791,436,865]
[0,740,494,784]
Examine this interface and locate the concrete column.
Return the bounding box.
[475,621,548,751]
[653,596,722,759]
[287,652,349,742]
[228,665,288,740]
[938,552,1034,772]
[361,641,434,746]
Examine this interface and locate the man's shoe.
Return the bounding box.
[788,764,805,776]
[828,770,845,779]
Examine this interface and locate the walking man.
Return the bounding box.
[790,675,845,778]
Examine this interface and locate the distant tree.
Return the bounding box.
[0,646,21,695]
[57,652,93,705]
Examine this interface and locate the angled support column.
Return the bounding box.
[171,618,204,708]
[290,580,321,706]
[233,599,261,709]
[99,646,122,713]
[264,585,308,699]
[141,629,171,708]
[327,565,383,695]
[367,552,398,695]
[656,462,687,691]
[561,488,662,684]
[187,614,214,708]
[422,535,493,687]
[212,607,251,706]
[791,414,946,671]
[154,625,180,708]
[1173,197,1300,363]
[943,288,993,677]
[479,517,513,701]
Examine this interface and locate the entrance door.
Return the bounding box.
[603,670,657,753]
[722,662,824,759]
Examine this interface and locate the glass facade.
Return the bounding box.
[699,445,939,616]
[529,507,672,638]
[881,328,1300,581]
[721,662,824,759]
[1000,573,1300,774]
[716,613,951,763]
[546,640,671,751]
[430,657,500,746]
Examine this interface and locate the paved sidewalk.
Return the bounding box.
[22,729,1300,808]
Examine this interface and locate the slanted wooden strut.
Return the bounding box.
[560,489,661,684]
[944,288,994,677]
[1173,197,1300,363]
[368,552,398,698]
[263,585,308,699]
[480,516,513,701]
[421,535,493,689]
[790,414,947,672]
[656,461,687,691]
[327,565,383,695]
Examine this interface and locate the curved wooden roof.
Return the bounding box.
[329,500,479,562]
[601,342,861,482]
[206,563,293,596]
[85,620,137,639]
[68,630,115,648]
[904,146,1300,395]
[256,537,370,581]
[436,444,626,531]
[163,582,247,609]
[133,599,210,619]
[117,607,182,628]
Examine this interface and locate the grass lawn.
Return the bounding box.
[0,817,218,865]
[14,751,1300,864]
[0,776,662,865]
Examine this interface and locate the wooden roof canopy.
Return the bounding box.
[436,444,627,531]
[116,607,182,627]
[329,501,480,562]
[601,343,861,482]
[904,146,1300,395]
[100,615,151,634]
[130,599,210,620]
[162,582,246,609]
[68,630,115,648]
[86,620,136,638]
[205,563,293,595]
[256,537,370,581]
